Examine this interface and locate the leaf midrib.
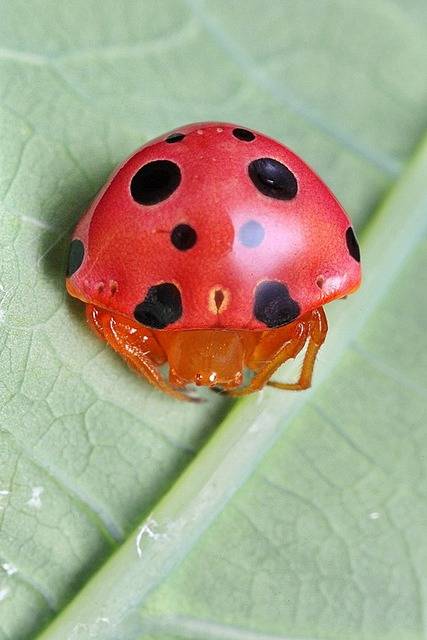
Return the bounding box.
[141,613,319,640]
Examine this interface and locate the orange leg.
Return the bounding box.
[86,305,199,402]
[228,308,327,397]
[268,307,328,391]
[228,321,308,397]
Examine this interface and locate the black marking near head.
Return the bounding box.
[165,132,185,143]
[238,220,265,248]
[232,128,255,142]
[130,160,181,205]
[66,239,85,276]
[248,158,298,200]
[254,281,300,328]
[134,283,182,329]
[171,224,197,251]
[214,289,225,311]
[346,227,360,262]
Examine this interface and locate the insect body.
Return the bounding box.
[66,122,361,401]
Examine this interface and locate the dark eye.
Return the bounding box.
[248,157,298,200]
[130,160,181,205]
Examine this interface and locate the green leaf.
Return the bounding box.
[0,2,426,639]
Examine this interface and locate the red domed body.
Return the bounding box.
[66,122,361,400]
[67,122,360,329]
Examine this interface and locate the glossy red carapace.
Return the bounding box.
[66,122,361,400]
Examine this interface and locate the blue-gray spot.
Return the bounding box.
[238,220,265,248]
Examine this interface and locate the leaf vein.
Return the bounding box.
[183,0,402,176]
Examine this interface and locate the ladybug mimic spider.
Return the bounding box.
[66,122,361,401]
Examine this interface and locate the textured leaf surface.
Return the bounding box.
[0,1,426,639]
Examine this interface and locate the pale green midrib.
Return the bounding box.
[35,130,427,640]
[140,613,319,640]
[183,0,402,177]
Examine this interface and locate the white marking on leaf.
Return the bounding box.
[136,516,167,558]
[0,489,9,511]
[0,587,9,601]
[27,486,44,509]
[68,617,110,639]
[2,563,17,576]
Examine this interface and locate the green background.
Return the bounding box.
[1,1,427,638]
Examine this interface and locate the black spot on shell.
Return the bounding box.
[66,239,85,276]
[130,160,181,205]
[134,283,182,329]
[254,281,300,328]
[165,132,185,143]
[238,220,265,248]
[346,227,360,262]
[171,224,197,251]
[248,157,298,200]
[232,128,255,142]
